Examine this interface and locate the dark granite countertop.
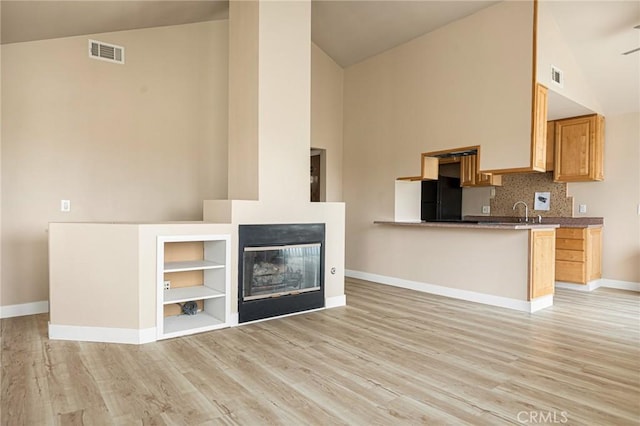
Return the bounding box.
[464,216,604,228]
[373,220,559,230]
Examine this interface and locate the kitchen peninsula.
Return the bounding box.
[367,220,559,312]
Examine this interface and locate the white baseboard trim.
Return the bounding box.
[556,279,640,293]
[555,280,601,292]
[600,279,640,292]
[0,300,49,319]
[48,323,156,345]
[346,270,550,313]
[530,294,554,312]
[326,294,347,309]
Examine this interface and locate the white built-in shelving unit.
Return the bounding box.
[157,234,230,339]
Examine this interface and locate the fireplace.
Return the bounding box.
[238,224,325,323]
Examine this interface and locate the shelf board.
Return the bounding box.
[164,260,224,273]
[162,312,225,337]
[163,286,225,304]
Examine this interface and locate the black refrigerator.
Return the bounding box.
[420,176,463,221]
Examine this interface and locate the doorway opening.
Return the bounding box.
[310,148,325,202]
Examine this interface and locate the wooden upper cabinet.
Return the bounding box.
[531,83,548,172]
[460,155,477,186]
[554,114,605,182]
[460,154,502,187]
[477,172,502,186]
[421,155,439,180]
[546,121,555,171]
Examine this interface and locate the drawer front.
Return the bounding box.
[556,238,586,251]
[556,260,586,283]
[556,249,586,262]
[556,228,585,239]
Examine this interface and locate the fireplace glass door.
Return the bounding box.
[243,243,321,301]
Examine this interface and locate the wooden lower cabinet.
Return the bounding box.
[529,229,556,300]
[555,227,602,284]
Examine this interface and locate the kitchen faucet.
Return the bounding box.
[513,201,529,223]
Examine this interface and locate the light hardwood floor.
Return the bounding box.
[2,279,639,425]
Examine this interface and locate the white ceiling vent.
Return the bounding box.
[551,65,563,88]
[88,39,125,64]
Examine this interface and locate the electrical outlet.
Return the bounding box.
[164,280,171,290]
[482,205,490,214]
[60,199,71,212]
[578,204,587,214]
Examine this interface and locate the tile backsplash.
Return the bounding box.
[490,172,573,217]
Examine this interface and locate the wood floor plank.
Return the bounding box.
[1,280,638,425]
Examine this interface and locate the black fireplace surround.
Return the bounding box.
[238,223,325,323]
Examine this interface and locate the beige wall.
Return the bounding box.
[346,225,532,301]
[1,21,229,306]
[49,223,141,328]
[0,4,3,309]
[462,187,493,218]
[257,0,311,204]
[537,2,602,114]
[344,1,534,177]
[343,2,535,280]
[311,42,344,202]
[227,1,259,201]
[568,113,640,283]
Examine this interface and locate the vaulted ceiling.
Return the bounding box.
[1,1,638,117]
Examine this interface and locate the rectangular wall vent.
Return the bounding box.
[551,65,563,87]
[88,39,125,64]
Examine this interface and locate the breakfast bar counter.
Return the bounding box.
[374,220,559,230]
[357,220,558,313]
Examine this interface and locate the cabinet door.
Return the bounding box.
[554,114,604,182]
[460,154,502,187]
[586,227,602,281]
[460,155,476,187]
[546,121,555,171]
[592,115,605,181]
[531,83,548,171]
[476,172,502,186]
[556,260,586,283]
[530,229,555,299]
[476,172,491,186]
